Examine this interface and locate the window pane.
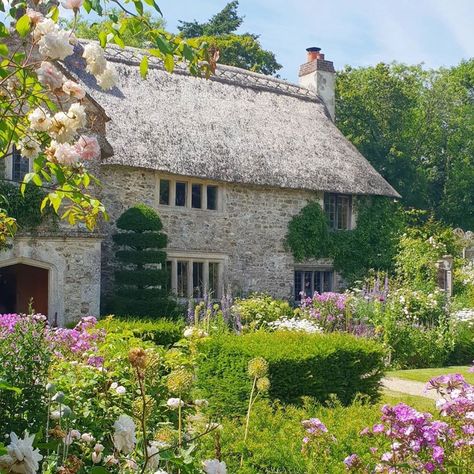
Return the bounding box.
[12,147,29,183]
[323,271,333,292]
[304,271,313,297]
[294,271,303,300]
[165,261,172,292]
[314,271,322,293]
[207,185,218,210]
[177,261,188,297]
[192,184,202,209]
[337,196,350,230]
[324,193,336,229]
[159,179,170,205]
[175,182,187,207]
[193,262,204,298]
[209,262,219,298]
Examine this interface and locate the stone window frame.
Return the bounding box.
[5,146,33,183]
[156,174,224,212]
[293,265,335,301]
[324,192,353,230]
[166,250,226,300]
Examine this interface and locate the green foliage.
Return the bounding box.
[97,316,185,347]
[196,331,386,417]
[178,1,243,37]
[0,315,52,435]
[198,398,384,473]
[233,293,294,330]
[448,321,474,366]
[179,1,282,75]
[0,181,55,230]
[336,60,474,228]
[285,197,405,285]
[111,204,175,317]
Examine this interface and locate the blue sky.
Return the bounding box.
[161,0,474,82]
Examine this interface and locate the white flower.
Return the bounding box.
[26,8,43,25]
[75,135,100,160]
[268,317,322,334]
[153,471,169,474]
[62,0,84,9]
[54,142,80,166]
[183,327,194,338]
[124,459,138,470]
[115,385,126,395]
[96,64,118,90]
[110,382,118,389]
[36,61,64,90]
[94,443,104,453]
[50,112,75,143]
[83,43,107,76]
[0,432,42,474]
[18,136,40,159]
[33,18,56,41]
[62,80,85,100]
[91,452,102,464]
[194,399,209,408]
[81,433,94,443]
[104,455,119,466]
[50,410,61,420]
[38,29,74,60]
[146,443,160,470]
[113,414,136,454]
[203,459,227,474]
[166,398,184,410]
[67,103,87,130]
[29,107,52,132]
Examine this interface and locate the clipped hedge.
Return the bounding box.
[196,331,386,417]
[97,317,185,347]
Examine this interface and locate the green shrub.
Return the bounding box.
[196,331,386,417]
[198,398,383,473]
[111,204,175,317]
[232,293,294,330]
[97,316,185,347]
[448,321,474,365]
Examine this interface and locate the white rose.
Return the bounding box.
[18,136,40,159]
[97,64,118,90]
[113,414,136,454]
[62,80,86,100]
[83,43,107,76]
[29,107,52,132]
[203,459,227,474]
[38,29,74,60]
[166,398,184,410]
[67,103,87,130]
[0,432,43,474]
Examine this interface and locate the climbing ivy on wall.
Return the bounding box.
[285,197,405,285]
[0,182,55,231]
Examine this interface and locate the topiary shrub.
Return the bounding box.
[111,204,176,317]
[196,331,386,417]
[96,316,185,347]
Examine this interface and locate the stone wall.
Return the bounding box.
[0,234,102,325]
[99,165,338,300]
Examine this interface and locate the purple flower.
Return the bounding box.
[343,454,360,469]
[432,445,444,464]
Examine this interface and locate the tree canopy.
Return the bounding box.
[336,60,474,229]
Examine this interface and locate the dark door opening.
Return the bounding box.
[0,264,49,315]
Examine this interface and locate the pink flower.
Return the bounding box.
[26,8,43,25]
[54,143,80,166]
[75,135,100,161]
[62,0,83,9]
[62,80,85,100]
[36,61,63,90]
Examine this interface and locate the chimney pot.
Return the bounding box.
[306,46,324,62]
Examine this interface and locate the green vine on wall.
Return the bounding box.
[285,197,405,285]
[0,181,55,231]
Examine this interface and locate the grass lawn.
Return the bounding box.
[388,366,474,384]
[381,389,436,413]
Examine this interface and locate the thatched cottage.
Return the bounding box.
[0,44,398,325]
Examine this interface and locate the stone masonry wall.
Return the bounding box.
[99,165,334,300]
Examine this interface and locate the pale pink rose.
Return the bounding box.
[36,61,63,90]
[62,80,85,99]
[62,0,84,9]
[97,65,118,90]
[26,8,44,25]
[54,143,80,166]
[75,135,100,161]
[38,29,74,60]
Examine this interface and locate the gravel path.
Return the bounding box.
[382,377,438,400]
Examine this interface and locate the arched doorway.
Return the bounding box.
[0,264,49,315]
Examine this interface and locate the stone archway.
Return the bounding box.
[0,258,53,317]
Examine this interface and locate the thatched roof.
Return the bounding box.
[65,43,399,197]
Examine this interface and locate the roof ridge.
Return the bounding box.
[79,40,320,103]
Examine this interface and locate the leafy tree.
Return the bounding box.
[177,0,243,37]
[180,1,282,75]
[111,204,175,317]
[336,60,474,229]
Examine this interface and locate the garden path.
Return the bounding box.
[382,377,438,400]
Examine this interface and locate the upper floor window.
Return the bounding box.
[158,177,222,211]
[6,147,31,183]
[324,193,352,230]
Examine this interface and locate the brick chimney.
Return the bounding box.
[299,47,336,121]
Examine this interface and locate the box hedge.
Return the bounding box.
[196,331,386,417]
[97,317,185,347]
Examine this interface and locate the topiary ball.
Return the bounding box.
[116,203,163,232]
